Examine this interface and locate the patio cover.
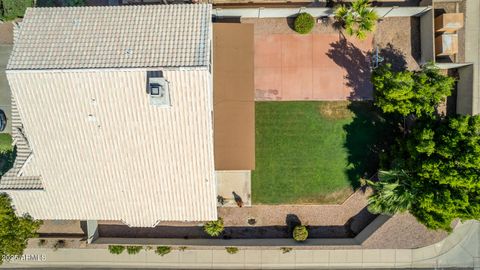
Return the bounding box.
[213,23,255,170]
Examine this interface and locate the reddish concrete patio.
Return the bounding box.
[255,33,373,101]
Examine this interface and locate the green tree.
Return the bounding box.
[372,115,480,231]
[406,115,480,231]
[372,63,455,117]
[334,0,379,40]
[203,218,224,237]
[0,193,41,264]
[0,0,33,21]
[367,170,415,215]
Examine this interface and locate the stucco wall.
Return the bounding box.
[420,9,435,64]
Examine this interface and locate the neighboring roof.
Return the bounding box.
[0,98,42,190]
[213,23,255,170]
[7,4,211,70]
[6,69,216,226]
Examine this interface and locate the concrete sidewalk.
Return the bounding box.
[2,221,479,269]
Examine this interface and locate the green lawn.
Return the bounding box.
[0,133,14,176]
[252,101,384,204]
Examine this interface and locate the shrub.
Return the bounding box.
[294,13,315,34]
[203,218,224,237]
[293,225,308,242]
[126,246,142,255]
[281,247,293,254]
[225,247,239,254]
[178,246,187,251]
[53,240,65,251]
[38,239,47,247]
[108,245,125,255]
[155,246,171,256]
[0,0,33,21]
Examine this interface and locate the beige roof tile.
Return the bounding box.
[7,4,211,70]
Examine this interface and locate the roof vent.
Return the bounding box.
[147,71,171,107]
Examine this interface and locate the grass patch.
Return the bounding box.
[0,133,12,153]
[253,101,385,204]
[0,133,14,176]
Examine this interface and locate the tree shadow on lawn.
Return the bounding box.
[343,102,397,188]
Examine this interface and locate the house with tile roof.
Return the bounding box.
[0,4,221,227]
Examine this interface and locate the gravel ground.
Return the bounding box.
[219,189,371,227]
[362,213,449,249]
[241,17,340,35]
[374,17,421,71]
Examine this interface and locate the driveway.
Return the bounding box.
[255,33,373,101]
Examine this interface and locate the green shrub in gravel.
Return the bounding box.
[126,246,142,255]
[294,12,315,34]
[155,246,171,256]
[203,218,224,237]
[293,225,308,242]
[108,245,125,255]
[225,247,239,254]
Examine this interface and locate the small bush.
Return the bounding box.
[155,246,171,256]
[178,246,187,251]
[225,247,239,254]
[108,245,125,255]
[294,13,315,34]
[53,240,65,251]
[203,218,224,237]
[38,239,47,247]
[0,0,33,21]
[281,247,292,254]
[126,246,142,255]
[293,225,308,242]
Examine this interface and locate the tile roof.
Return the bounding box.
[0,98,43,190]
[5,69,216,226]
[7,4,211,70]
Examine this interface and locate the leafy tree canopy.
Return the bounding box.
[403,115,480,231]
[372,63,455,117]
[0,0,33,21]
[0,193,41,264]
[370,115,480,231]
[334,0,379,40]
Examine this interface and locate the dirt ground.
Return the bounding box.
[0,22,14,44]
[374,17,421,71]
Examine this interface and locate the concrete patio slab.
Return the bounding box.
[216,170,251,207]
[254,33,373,101]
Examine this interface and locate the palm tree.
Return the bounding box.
[334,0,379,40]
[367,170,415,215]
